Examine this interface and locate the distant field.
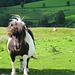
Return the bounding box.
[8,0,75,8]
[0,27,75,75]
[1,0,75,25]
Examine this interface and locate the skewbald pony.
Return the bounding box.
[7,15,35,75]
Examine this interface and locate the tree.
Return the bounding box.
[38,15,49,27]
[67,1,70,6]
[21,2,24,8]
[43,2,45,8]
[0,0,42,7]
[24,0,26,3]
[0,12,11,27]
[55,10,65,26]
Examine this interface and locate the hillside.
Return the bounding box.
[22,0,75,8]
[1,0,75,27]
[8,0,75,8]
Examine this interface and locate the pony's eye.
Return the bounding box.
[13,34,16,37]
[10,35,12,37]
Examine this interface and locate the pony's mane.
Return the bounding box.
[7,15,26,37]
[9,15,25,26]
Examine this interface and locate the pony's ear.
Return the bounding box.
[8,24,13,28]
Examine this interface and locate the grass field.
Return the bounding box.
[0,27,75,75]
[0,0,75,75]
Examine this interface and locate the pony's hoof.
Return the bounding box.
[26,68,29,73]
[27,71,29,74]
[11,72,16,75]
[19,70,23,72]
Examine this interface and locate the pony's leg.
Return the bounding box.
[11,61,16,75]
[11,55,16,75]
[19,59,23,72]
[23,55,28,75]
[26,58,30,73]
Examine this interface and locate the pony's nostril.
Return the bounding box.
[14,45,20,50]
[16,45,20,49]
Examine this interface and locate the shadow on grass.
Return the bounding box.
[0,68,75,75]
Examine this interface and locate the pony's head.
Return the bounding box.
[7,15,26,50]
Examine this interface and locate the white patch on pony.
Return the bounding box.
[23,55,28,75]
[25,31,35,57]
[19,61,23,72]
[7,37,12,45]
[7,37,12,53]
[11,61,16,74]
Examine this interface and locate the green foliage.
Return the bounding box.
[55,10,65,26]
[21,2,24,8]
[0,13,11,27]
[68,23,75,28]
[25,0,42,3]
[0,0,42,7]
[38,15,49,27]
[43,2,45,8]
[0,0,21,7]
[24,21,34,27]
[67,1,70,6]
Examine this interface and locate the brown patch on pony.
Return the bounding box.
[7,22,25,37]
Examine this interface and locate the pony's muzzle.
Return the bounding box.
[16,45,20,49]
[14,42,21,50]
[14,45,21,50]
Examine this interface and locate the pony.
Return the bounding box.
[7,15,35,75]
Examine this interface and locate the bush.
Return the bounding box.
[67,1,70,6]
[24,21,34,27]
[43,2,45,8]
[0,13,11,27]
[67,21,75,28]
[21,2,24,8]
[38,15,49,27]
[55,10,65,27]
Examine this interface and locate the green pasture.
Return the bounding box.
[0,27,75,75]
[0,0,75,74]
[6,5,75,19]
